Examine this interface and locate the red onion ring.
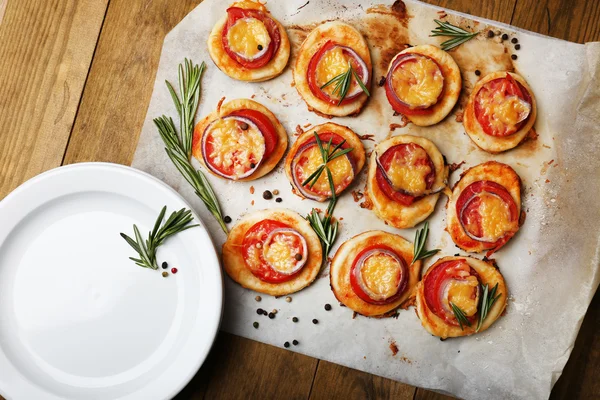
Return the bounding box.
[201,116,265,180]
[352,248,407,303]
[262,228,308,275]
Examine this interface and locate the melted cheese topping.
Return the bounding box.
[206,117,265,178]
[298,145,353,194]
[384,146,431,194]
[361,253,402,299]
[477,192,515,241]
[477,90,531,134]
[263,231,304,274]
[227,17,271,58]
[391,56,443,108]
[316,47,358,98]
[444,276,479,317]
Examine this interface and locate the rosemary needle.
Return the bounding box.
[320,61,370,105]
[411,221,440,265]
[431,19,479,51]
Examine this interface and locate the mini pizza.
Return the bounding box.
[384,45,461,126]
[447,161,523,256]
[415,256,508,339]
[330,231,420,317]
[463,71,537,153]
[207,0,290,82]
[366,135,448,229]
[222,209,323,296]
[192,98,287,181]
[285,123,366,202]
[293,21,372,117]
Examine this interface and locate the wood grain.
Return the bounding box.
[422,0,517,24]
[309,361,415,400]
[0,0,108,199]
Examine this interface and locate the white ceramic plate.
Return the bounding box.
[0,163,223,399]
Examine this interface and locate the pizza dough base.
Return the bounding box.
[415,256,508,339]
[293,21,372,117]
[463,71,537,153]
[222,208,323,296]
[446,161,522,253]
[330,230,421,317]
[285,122,366,201]
[367,135,449,229]
[192,98,288,181]
[207,1,291,82]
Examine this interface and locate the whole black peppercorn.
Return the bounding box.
[162,261,168,269]
[239,122,249,130]
[501,33,509,41]
[294,253,303,261]
[263,310,268,316]
[224,215,232,223]
[268,312,275,319]
[293,340,299,346]
[511,54,518,60]
[511,37,518,44]
[284,341,290,348]
[263,190,273,200]
[475,69,481,76]
[312,318,318,324]
[253,322,259,329]
[257,308,264,315]
[487,30,494,38]
[250,163,256,169]
[275,197,282,203]
[324,304,332,311]
[292,317,299,323]
[257,44,263,51]
[515,44,521,50]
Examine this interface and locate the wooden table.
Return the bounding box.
[1,0,598,398]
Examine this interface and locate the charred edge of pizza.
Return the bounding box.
[463,71,537,153]
[192,98,288,181]
[284,122,366,201]
[415,256,508,339]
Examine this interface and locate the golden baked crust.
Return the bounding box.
[366,135,448,229]
[222,208,323,296]
[330,230,421,317]
[192,98,288,181]
[446,161,522,254]
[207,1,290,82]
[285,123,366,201]
[293,21,372,117]
[415,256,508,338]
[463,71,537,153]
[386,45,461,126]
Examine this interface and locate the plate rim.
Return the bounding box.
[0,162,224,399]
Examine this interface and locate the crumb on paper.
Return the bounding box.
[545,179,550,183]
[250,94,256,99]
[251,200,255,206]
[449,161,466,172]
[455,111,464,122]
[250,186,255,194]
[352,311,358,319]
[217,96,226,114]
[390,122,407,131]
[389,341,399,356]
[360,194,373,210]
[378,76,386,86]
[400,356,412,364]
[352,190,364,202]
[541,159,555,175]
[359,134,375,141]
[295,124,304,136]
[303,123,312,128]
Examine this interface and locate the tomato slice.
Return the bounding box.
[242,220,307,283]
[423,260,480,326]
[350,245,407,305]
[375,143,435,206]
[474,73,533,137]
[221,7,281,69]
[291,132,356,200]
[306,41,369,106]
[227,109,278,156]
[456,181,518,250]
[385,54,444,116]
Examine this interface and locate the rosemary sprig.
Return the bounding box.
[306,206,339,264]
[154,59,228,234]
[450,302,471,330]
[120,206,199,270]
[320,61,370,105]
[301,132,353,190]
[411,221,440,265]
[431,19,479,51]
[476,283,501,332]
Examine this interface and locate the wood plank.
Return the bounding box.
[199,333,319,400]
[309,361,415,400]
[422,0,517,24]
[0,0,108,198]
[414,387,456,400]
[61,0,201,165]
[511,0,600,43]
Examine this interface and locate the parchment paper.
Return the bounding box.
[132,1,600,399]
